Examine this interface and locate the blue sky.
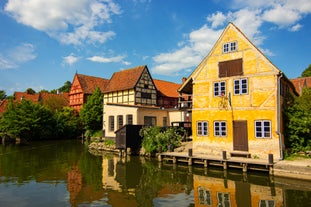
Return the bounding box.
[1,0,311,95]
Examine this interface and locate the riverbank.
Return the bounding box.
[88,141,311,180]
[274,158,311,180]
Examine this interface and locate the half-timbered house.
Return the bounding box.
[102,65,184,138]
[69,73,109,112]
[178,23,297,160]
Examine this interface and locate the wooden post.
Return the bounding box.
[268,154,274,164]
[158,154,162,162]
[222,151,227,160]
[223,161,227,170]
[242,163,247,173]
[204,160,208,168]
[188,157,192,166]
[188,148,193,157]
[173,156,177,164]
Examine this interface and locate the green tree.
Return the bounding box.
[54,107,82,139]
[58,81,72,93]
[79,87,103,131]
[0,90,6,100]
[301,64,311,77]
[140,126,184,155]
[0,100,54,140]
[42,95,69,112]
[25,88,36,94]
[284,88,311,153]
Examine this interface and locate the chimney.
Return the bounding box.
[182,77,187,83]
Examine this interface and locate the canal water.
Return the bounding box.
[0,140,311,207]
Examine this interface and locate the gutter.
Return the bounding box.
[277,72,284,160]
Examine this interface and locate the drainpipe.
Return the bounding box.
[277,72,283,160]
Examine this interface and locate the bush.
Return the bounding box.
[139,126,184,155]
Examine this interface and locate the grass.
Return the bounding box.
[284,153,310,161]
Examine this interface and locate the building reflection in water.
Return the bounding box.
[99,155,311,207]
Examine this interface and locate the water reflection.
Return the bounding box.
[0,141,311,207]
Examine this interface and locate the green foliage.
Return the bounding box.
[25,88,36,94]
[284,88,311,153]
[301,64,311,77]
[0,100,54,140]
[51,81,72,94]
[104,139,115,147]
[42,95,68,112]
[0,100,81,140]
[0,90,6,100]
[53,107,82,139]
[79,87,103,131]
[139,126,184,154]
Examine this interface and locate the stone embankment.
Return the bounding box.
[274,159,311,180]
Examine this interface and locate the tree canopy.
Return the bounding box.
[79,87,103,132]
[301,64,311,77]
[0,90,6,100]
[0,100,81,140]
[284,87,311,153]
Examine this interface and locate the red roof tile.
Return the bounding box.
[0,99,9,114]
[290,77,311,95]
[153,79,180,98]
[76,74,109,94]
[103,65,146,93]
[14,92,40,102]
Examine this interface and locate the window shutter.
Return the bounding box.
[229,58,243,76]
[218,62,227,78]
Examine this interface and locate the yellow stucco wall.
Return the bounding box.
[191,24,283,159]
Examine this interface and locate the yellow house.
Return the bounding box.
[178,23,296,160]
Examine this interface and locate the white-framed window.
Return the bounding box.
[234,78,248,95]
[117,115,123,129]
[259,200,275,207]
[197,121,208,136]
[223,41,237,53]
[126,114,133,125]
[214,121,227,137]
[198,186,212,205]
[217,192,231,207]
[255,120,271,138]
[214,81,226,96]
[109,116,114,132]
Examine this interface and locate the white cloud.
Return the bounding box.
[152,0,311,76]
[207,11,227,28]
[289,23,303,32]
[62,54,79,66]
[87,55,129,65]
[5,0,122,45]
[0,43,36,69]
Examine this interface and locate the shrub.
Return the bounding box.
[139,126,184,155]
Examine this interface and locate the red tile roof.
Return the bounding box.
[153,79,180,98]
[103,65,146,93]
[76,74,109,94]
[14,92,40,102]
[290,77,311,95]
[0,99,9,114]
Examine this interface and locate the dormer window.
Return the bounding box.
[223,41,237,53]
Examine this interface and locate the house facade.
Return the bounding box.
[69,73,109,112]
[178,23,296,160]
[103,65,184,138]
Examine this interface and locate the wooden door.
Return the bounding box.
[233,121,248,151]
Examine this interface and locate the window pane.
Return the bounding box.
[241,79,248,94]
[234,80,240,95]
